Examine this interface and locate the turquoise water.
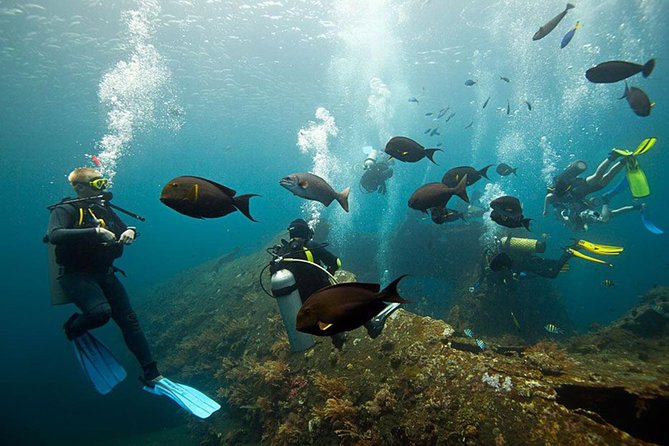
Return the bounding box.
[1,0,667,444]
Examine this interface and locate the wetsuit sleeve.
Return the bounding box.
[47,205,99,245]
[311,243,341,273]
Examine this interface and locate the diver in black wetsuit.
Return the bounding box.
[46,167,160,382]
[360,148,394,194]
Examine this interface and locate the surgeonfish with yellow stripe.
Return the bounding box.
[384,136,442,164]
[160,176,259,221]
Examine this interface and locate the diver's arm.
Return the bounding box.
[312,243,341,274]
[47,205,99,244]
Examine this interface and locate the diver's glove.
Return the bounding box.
[96,227,117,244]
[119,228,136,245]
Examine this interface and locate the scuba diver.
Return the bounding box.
[360,147,394,194]
[45,167,219,418]
[471,235,623,291]
[268,218,400,350]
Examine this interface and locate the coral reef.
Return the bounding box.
[135,233,669,445]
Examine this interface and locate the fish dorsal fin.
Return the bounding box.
[327,282,381,293]
[188,176,237,197]
[318,321,333,331]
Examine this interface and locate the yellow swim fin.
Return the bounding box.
[575,239,624,255]
[625,156,650,198]
[632,137,657,156]
[567,248,613,267]
[611,148,633,157]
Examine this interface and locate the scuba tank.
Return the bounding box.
[364,148,379,170]
[555,160,587,183]
[500,236,546,254]
[270,268,315,352]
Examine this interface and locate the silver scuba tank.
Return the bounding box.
[270,269,314,352]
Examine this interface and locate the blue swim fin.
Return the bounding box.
[72,331,127,395]
[144,376,221,419]
[641,206,664,235]
[602,176,628,203]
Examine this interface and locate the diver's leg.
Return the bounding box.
[104,273,158,379]
[599,160,625,188]
[364,302,402,338]
[524,254,566,279]
[610,204,640,218]
[61,272,112,339]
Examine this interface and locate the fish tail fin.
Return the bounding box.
[566,3,575,10]
[454,175,470,203]
[378,275,411,303]
[642,59,655,78]
[232,194,260,222]
[424,148,442,165]
[337,187,350,212]
[522,218,533,231]
[512,168,518,175]
[479,164,493,180]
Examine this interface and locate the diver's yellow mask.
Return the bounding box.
[87,178,109,190]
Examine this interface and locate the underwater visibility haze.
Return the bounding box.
[1,0,668,444]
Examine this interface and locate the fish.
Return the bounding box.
[496,163,517,176]
[500,76,510,83]
[651,303,664,314]
[437,108,448,118]
[490,195,523,217]
[524,100,532,111]
[424,128,432,134]
[408,177,469,212]
[464,121,474,129]
[482,96,490,109]
[430,206,466,224]
[489,252,513,271]
[544,323,564,334]
[533,3,575,41]
[490,210,532,231]
[160,176,259,221]
[442,165,492,187]
[425,112,433,116]
[506,99,510,115]
[463,328,474,338]
[430,127,440,136]
[585,59,655,83]
[436,142,443,147]
[560,21,581,48]
[602,279,615,287]
[91,155,102,168]
[510,312,521,331]
[444,112,456,122]
[464,79,477,86]
[296,275,410,336]
[280,172,350,212]
[408,97,419,104]
[385,136,442,164]
[475,339,487,350]
[619,82,653,117]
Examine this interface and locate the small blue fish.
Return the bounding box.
[436,142,443,147]
[424,128,431,134]
[425,112,433,116]
[444,112,456,122]
[482,96,490,109]
[475,339,487,350]
[437,108,448,118]
[464,121,473,129]
[560,21,581,49]
[500,76,510,83]
[430,127,440,136]
[544,323,564,334]
[464,79,477,86]
[409,97,419,104]
[464,328,474,337]
[524,100,532,111]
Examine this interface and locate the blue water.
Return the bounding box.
[1,0,667,444]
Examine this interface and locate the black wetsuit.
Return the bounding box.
[360,162,393,194]
[47,197,156,375]
[512,250,572,279]
[271,237,340,303]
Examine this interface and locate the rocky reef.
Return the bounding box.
[137,234,669,445]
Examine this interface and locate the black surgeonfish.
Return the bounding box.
[496,163,517,176]
[296,275,410,336]
[442,165,492,187]
[585,59,655,83]
[385,136,442,164]
[160,176,259,221]
[533,3,575,41]
[619,82,653,117]
[408,176,469,212]
[490,210,532,231]
[430,206,465,224]
[490,195,523,217]
[280,172,350,212]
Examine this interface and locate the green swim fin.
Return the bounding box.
[633,137,657,156]
[625,156,650,198]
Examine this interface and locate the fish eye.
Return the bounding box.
[170,183,178,187]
